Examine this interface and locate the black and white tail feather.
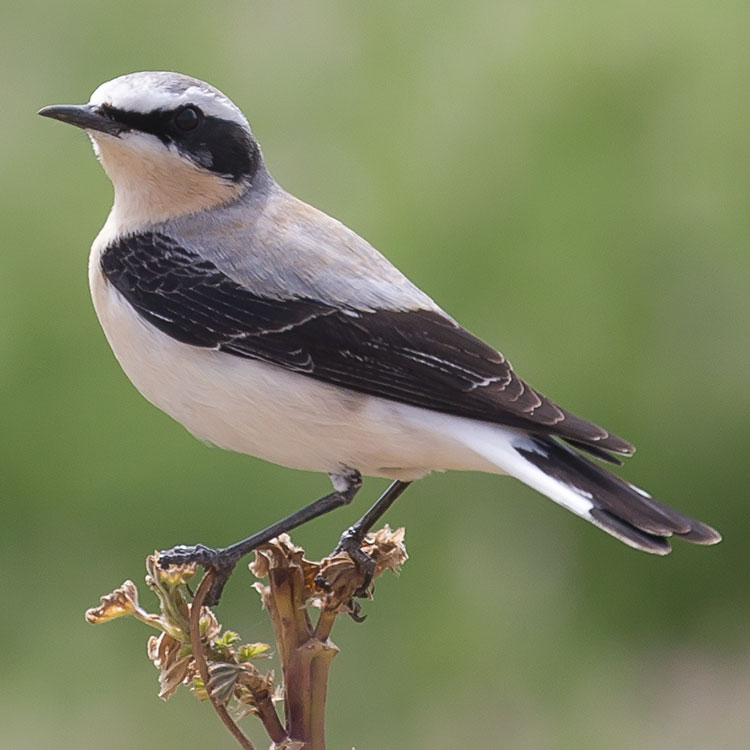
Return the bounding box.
[455,422,720,553]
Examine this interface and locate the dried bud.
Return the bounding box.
[251,536,322,603]
[148,631,194,700]
[362,525,408,577]
[315,553,362,611]
[199,606,222,643]
[85,580,156,625]
[249,534,301,577]
[146,553,197,588]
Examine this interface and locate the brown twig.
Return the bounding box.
[189,570,256,750]
[312,609,337,643]
[254,544,341,749]
[265,565,315,742]
[249,677,287,745]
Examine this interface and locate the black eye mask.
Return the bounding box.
[100,104,259,181]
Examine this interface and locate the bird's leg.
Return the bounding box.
[318,480,412,597]
[158,469,363,605]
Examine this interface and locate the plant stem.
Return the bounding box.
[260,561,340,750]
[253,687,287,745]
[190,571,256,750]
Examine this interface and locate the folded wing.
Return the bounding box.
[101,231,634,460]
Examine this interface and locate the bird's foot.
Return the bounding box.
[338,530,376,597]
[158,543,239,606]
[315,526,376,602]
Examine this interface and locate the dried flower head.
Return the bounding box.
[85,580,151,624]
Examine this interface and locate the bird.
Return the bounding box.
[39,71,720,600]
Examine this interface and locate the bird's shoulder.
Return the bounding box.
[158,187,438,313]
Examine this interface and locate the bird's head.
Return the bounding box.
[39,71,264,228]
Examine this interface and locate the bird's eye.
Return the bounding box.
[173,106,201,132]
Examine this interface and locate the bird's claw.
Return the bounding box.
[158,543,238,606]
[312,528,377,622]
[347,599,367,623]
[333,528,376,597]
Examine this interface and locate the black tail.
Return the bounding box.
[513,436,721,553]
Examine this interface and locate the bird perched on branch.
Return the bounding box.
[39,72,720,599]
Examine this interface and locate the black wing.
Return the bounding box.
[100,232,633,458]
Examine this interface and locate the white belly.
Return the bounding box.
[88,261,499,480]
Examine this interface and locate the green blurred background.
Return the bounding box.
[2,1,749,748]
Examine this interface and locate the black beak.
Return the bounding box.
[38,104,124,136]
